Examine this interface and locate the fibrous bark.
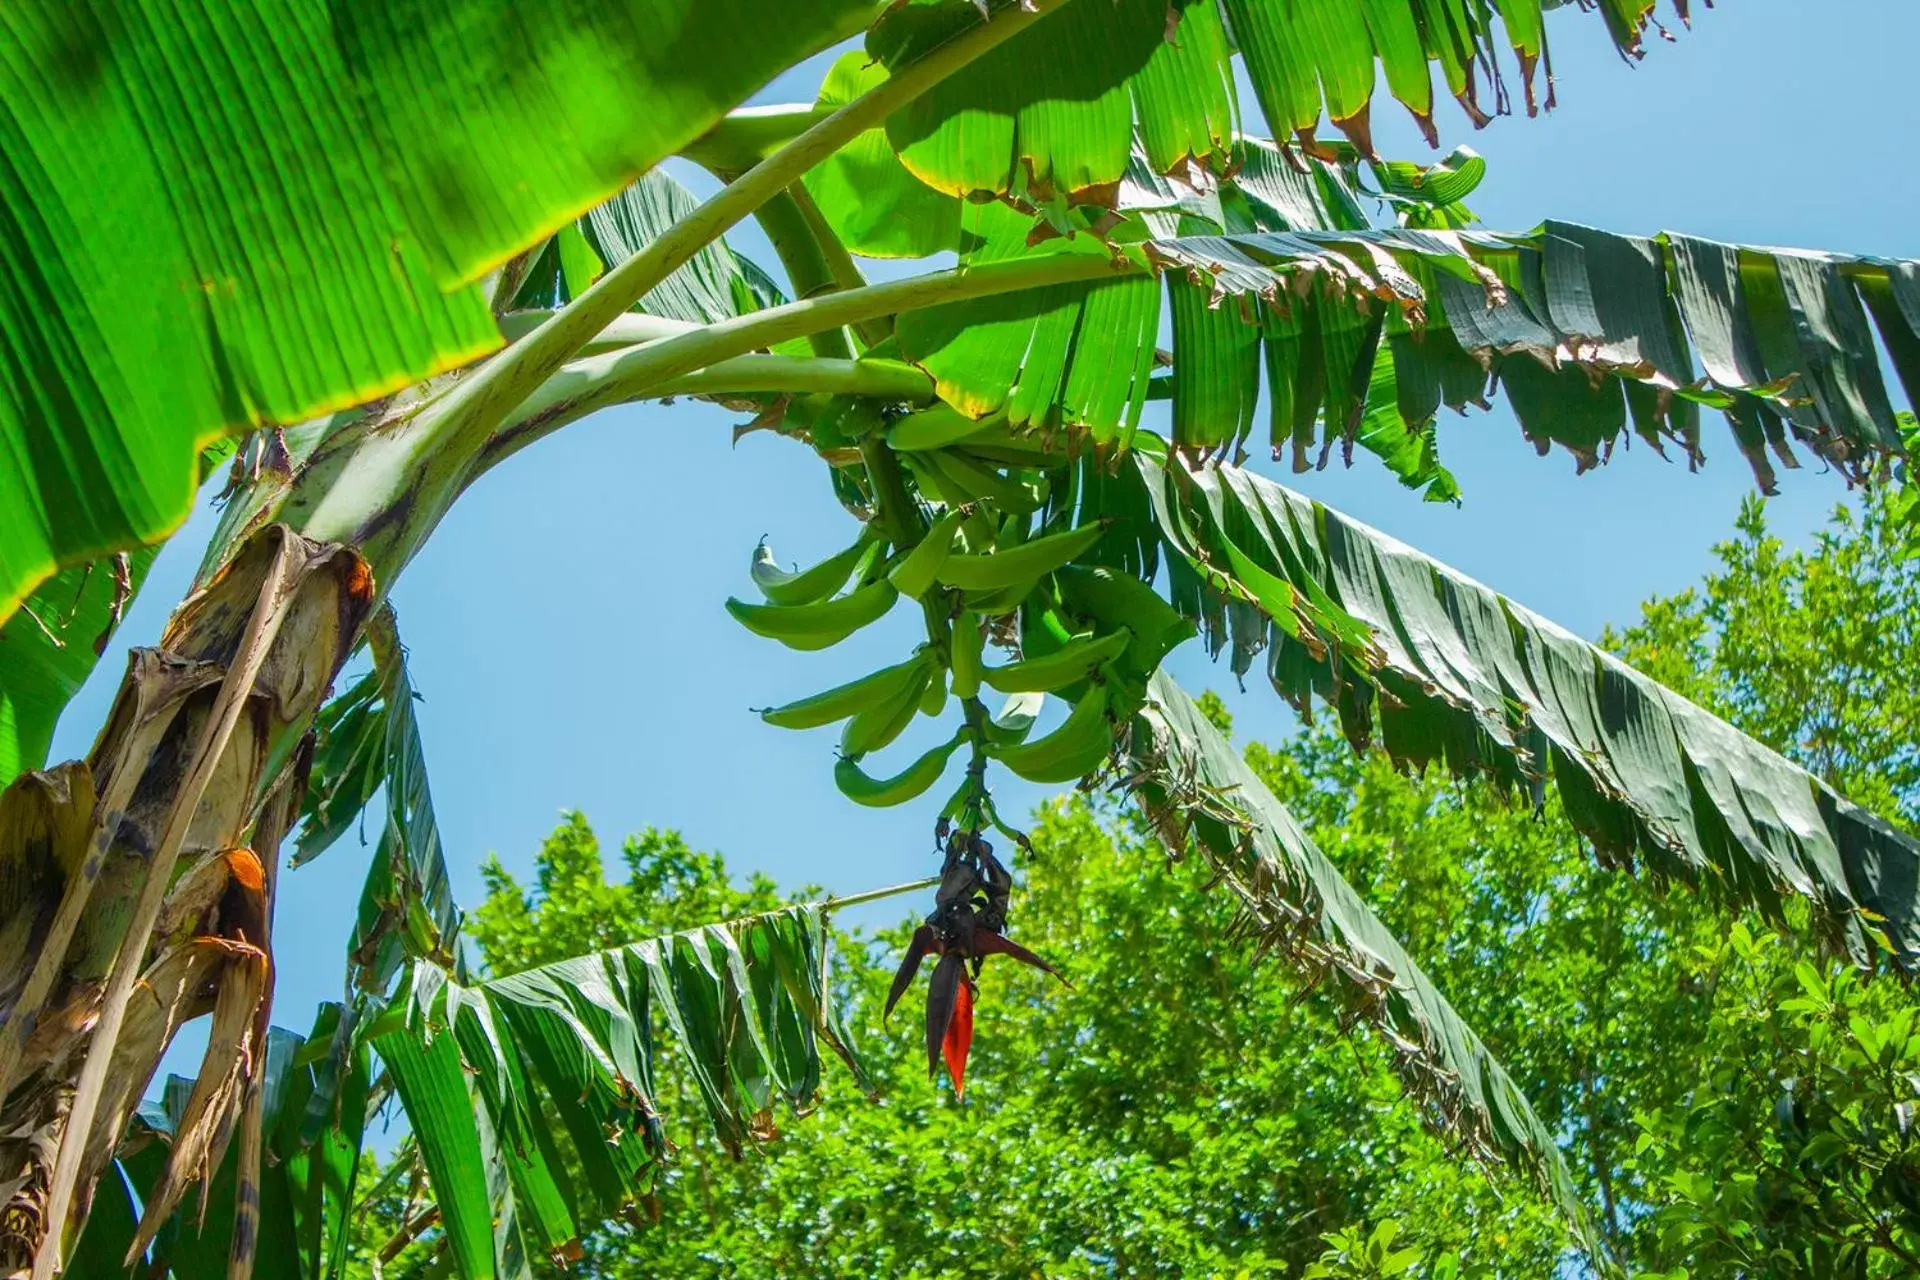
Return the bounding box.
[0,526,372,1274]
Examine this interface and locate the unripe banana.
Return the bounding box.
[887,509,964,599]
[1026,605,1076,654]
[757,654,930,730]
[841,658,933,757]
[982,628,1131,694]
[949,612,985,699]
[989,684,1113,784]
[953,420,1070,467]
[935,521,1108,593]
[751,530,878,606]
[961,579,1037,616]
[885,405,998,452]
[995,510,1031,550]
[835,735,964,808]
[984,691,1045,747]
[925,449,1044,514]
[919,662,950,718]
[899,452,969,509]
[726,578,899,651]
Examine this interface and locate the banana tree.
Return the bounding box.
[3,0,1919,1275]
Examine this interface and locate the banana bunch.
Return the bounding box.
[731,405,1136,815]
[727,531,897,651]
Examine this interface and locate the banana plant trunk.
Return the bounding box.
[0,524,370,1273]
[0,379,482,1272]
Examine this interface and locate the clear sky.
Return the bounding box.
[63,0,1920,1074]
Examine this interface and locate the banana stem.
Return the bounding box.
[785,183,892,349]
[957,695,994,830]
[482,250,1131,477]
[497,310,696,353]
[478,353,934,477]
[426,0,1081,483]
[749,189,853,356]
[859,436,926,547]
[821,875,942,915]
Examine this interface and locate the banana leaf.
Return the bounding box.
[77,904,863,1279]
[375,903,865,1280]
[871,0,1682,206]
[0,0,873,629]
[512,168,778,325]
[1125,671,1597,1259]
[899,216,1919,486]
[1131,451,1920,968]
[0,441,235,788]
[293,606,460,993]
[73,1002,373,1280]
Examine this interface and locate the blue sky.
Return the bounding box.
[61,0,1919,1070]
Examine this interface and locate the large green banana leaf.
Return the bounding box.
[379,904,863,1280]
[511,168,784,325]
[1126,672,1596,1257]
[349,611,461,993]
[899,217,1920,486]
[1127,451,1920,968]
[871,0,1676,205]
[0,0,873,628]
[74,905,861,1279]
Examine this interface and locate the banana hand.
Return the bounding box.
[885,405,998,452]
[935,522,1107,593]
[757,654,930,730]
[887,509,964,600]
[750,530,880,606]
[949,612,985,699]
[835,735,964,808]
[988,684,1113,784]
[841,657,934,756]
[726,578,899,651]
[982,628,1131,694]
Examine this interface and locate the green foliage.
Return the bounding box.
[1626,923,1920,1275]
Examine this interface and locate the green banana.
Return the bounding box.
[750,530,878,606]
[949,612,985,699]
[925,448,1045,513]
[885,405,998,451]
[849,535,890,587]
[935,521,1108,593]
[899,452,969,510]
[841,658,932,756]
[919,661,950,718]
[982,628,1131,694]
[989,684,1113,784]
[757,655,930,730]
[725,578,899,651]
[960,579,1038,616]
[835,735,964,808]
[1026,604,1076,653]
[887,509,964,599]
[953,420,1070,467]
[984,691,1045,747]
